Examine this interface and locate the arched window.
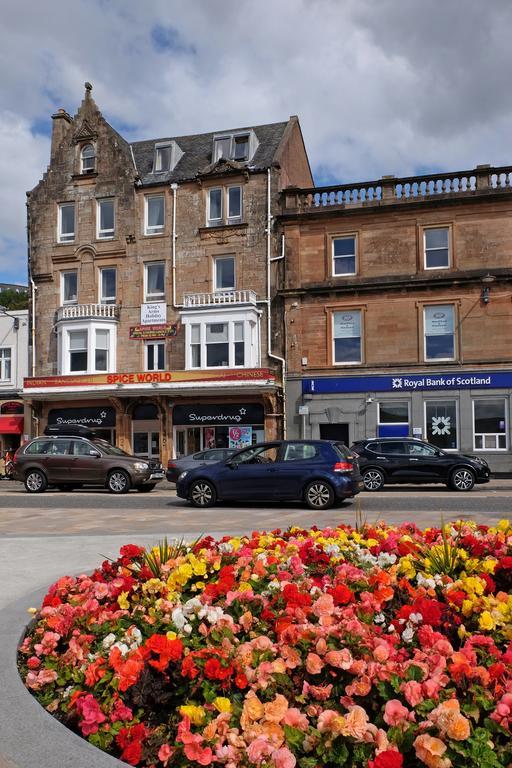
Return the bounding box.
[81,143,95,173]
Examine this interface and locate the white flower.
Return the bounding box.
[416,574,436,590]
[218,542,234,554]
[102,633,116,649]
[377,553,397,567]
[172,607,186,629]
[111,642,129,656]
[388,624,396,633]
[374,613,385,624]
[325,544,341,556]
[402,625,415,642]
[183,623,192,634]
[409,612,423,624]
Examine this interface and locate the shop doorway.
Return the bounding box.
[132,403,160,459]
[175,427,201,458]
[320,422,350,445]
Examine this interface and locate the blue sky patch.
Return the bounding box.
[151,24,196,55]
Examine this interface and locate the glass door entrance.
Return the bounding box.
[174,427,201,458]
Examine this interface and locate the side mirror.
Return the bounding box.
[89,450,101,458]
[226,460,238,470]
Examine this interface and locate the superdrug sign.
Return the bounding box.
[173,404,264,426]
[48,406,116,428]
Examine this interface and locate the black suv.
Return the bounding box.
[13,425,164,494]
[351,437,491,492]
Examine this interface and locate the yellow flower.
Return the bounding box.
[142,578,166,594]
[478,611,495,631]
[461,599,474,617]
[458,624,467,639]
[118,592,129,610]
[213,697,232,713]
[481,558,498,574]
[238,582,252,592]
[180,705,206,725]
[166,630,177,640]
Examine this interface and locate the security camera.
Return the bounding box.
[366,397,373,404]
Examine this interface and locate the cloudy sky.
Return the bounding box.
[1,0,511,284]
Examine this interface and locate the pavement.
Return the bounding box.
[0,480,511,766]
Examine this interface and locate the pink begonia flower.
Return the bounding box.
[34,631,60,656]
[158,744,175,766]
[324,649,353,669]
[93,582,110,599]
[383,700,413,727]
[422,678,442,700]
[272,746,297,768]
[339,706,371,741]
[247,738,274,763]
[184,738,213,766]
[302,681,333,700]
[252,636,273,651]
[315,637,327,655]
[283,708,309,731]
[311,593,334,618]
[373,644,390,663]
[27,656,41,669]
[306,652,324,674]
[401,680,424,707]
[76,694,107,736]
[26,668,58,690]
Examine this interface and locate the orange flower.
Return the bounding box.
[306,653,325,674]
[413,734,451,768]
[264,694,289,723]
[339,706,370,741]
[446,715,471,741]
[240,691,264,730]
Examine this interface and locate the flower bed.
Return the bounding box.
[19,521,512,768]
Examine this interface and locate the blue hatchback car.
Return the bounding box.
[175,440,362,510]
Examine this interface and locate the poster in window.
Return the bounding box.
[334,312,360,338]
[229,426,252,449]
[426,402,457,449]
[425,307,454,335]
[204,427,215,449]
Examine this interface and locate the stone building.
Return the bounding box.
[279,166,512,472]
[0,309,28,452]
[24,84,312,463]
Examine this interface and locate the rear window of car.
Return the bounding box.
[333,442,352,459]
[193,452,206,460]
[24,439,51,455]
[377,441,407,454]
[283,443,318,461]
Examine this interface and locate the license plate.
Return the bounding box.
[150,472,164,480]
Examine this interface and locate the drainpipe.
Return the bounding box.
[171,183,183,309]
[265,168,287,438]
[30,278,37,377]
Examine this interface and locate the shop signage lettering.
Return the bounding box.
[0,401,23,414]
[48,406,116,428]
[129,324,178,340]
[304,370,512,395]
[173,404,264,426]
[24,368,275,389]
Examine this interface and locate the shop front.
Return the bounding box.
[173,403,265,456]
[47,405,116,443]
[288,369,512,473]
[0,400,25,453]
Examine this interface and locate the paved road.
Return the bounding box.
[0,479,511,537]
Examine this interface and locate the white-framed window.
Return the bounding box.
[95,328,110,371]
[0,348,12,381]
[332,236,356,276]
[214,256,235,291]
[58,321,117,375]
[183,309,260,370]
[377,401,409,438]
[58,203,75,243]
[144,195,165,235]
[144,262,165,302]
[213,133,250,162]
[68,330,88,372]
[145,341,165,371]
[473,399,507,450]
[154,144,172,172]
[97,199,115,239]
[333,310,361,364]
[207,186,243,227]
[100,268,116,305]
[61,271,78,305]
[80,144,95,173]
[424,304,455,361]
[424,227,449,270]
[425,400,458,450]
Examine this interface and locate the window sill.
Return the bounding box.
[72,173,98,181]
[199,222,248,237]
[143,232,167,238]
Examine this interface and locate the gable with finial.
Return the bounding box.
[73,119,97,144]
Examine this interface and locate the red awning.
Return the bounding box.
[0,415,24,434]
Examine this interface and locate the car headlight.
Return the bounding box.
[134,461,149,471]
[178,471,188,481]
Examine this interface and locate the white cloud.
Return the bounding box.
[1,0,512,280]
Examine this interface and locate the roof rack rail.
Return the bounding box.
[43,424,97,438]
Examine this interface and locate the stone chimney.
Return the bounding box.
[50,108,73,163]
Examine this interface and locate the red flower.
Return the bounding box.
[412,598,443,627]
[144,634,183,672]
[181,654,200,680]
[204,657,233,681]
[369,750,404,768]
[282,583,312,608]
[120,544,145,559]
[117,723,146,766]
[328,584,354,605]
[498,556,512,570]
[235,672,249,689]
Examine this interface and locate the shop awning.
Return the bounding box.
[0,415,24,434]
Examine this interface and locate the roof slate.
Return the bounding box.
[131,120,289,185]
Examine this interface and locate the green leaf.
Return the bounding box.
[405,664,425,682]
[284,724,305,750]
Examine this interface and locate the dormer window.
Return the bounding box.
[213,131,256,163]
[80,144,95,173]
[152,141,183,173]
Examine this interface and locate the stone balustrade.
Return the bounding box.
[183,290,257,307]
[56,303,120,321]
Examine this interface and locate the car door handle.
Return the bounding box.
[376,456,388,460]
[409,458,420,461]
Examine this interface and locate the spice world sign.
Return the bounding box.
[303,370,512,394]
[24,369,276,390]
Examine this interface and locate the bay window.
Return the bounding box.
[58,322,117,375]
[183,310,259,370]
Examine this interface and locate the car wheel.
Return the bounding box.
[362,468,385,491]
[107,470,131,494]
[450,467,475,492]
[135,484,156,493]
[25,470,48,494]
[304,480,335,510]
[189,480,217,508]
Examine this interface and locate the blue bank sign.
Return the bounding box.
[303,371,512,395]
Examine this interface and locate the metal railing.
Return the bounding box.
[183,290,257,307]
[57,303,120,321]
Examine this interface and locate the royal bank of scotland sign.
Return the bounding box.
[303,371,512,395]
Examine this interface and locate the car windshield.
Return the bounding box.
[92,439,131,456]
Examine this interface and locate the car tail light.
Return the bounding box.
[333,461,353,472]
[167,461,177,469]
